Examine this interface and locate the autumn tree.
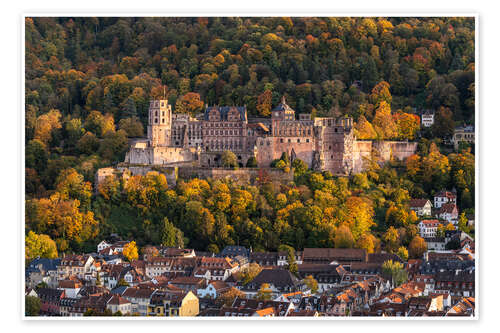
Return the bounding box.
[236,263,263,285]
[334,224,355,248]
[354,115,377,140]
[393,112,420,140]
[123,241,139,261]
[433,106,455,139]
[25,231,58,262]
[278,244,298,275]
[256,283,273,300]
[256,89,272,117]
[372,101,397,139]
[217,288,246,306]
[382,260,408,287]
[383,226,399,253]
[408,236,427,259]
[457,212,470,233]
[26,192,99,245]
[303,275,318,294]
[34,109,62,145]
[175,92,204,116]
[370,81,392,106]
[396,246,409,261]
[356,233,376,253]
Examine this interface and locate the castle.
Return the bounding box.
[124,97,418,175]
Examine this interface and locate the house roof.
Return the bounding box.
[122,287,155,299]
[419,219,440,226]
[204,106,247,121]
[435,191,456,199]
[170,276,205,286]
[288,310,317,316]
[438,203,458,214]
[254,307,275,316]
[302,248,367,262]
[368,253,403,264]
[58,280,82,289]
[250,268,299,289]
[410,199,431,208]
[107,294,131,305]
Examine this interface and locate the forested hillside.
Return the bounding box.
[24,17,475,258]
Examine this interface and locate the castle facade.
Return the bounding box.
[125,97,417,175]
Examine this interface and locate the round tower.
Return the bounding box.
[147,99,172,147]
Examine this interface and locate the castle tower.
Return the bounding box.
[147,99,172,147]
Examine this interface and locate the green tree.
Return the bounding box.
[25,296,41,316]
[246,156,258,168]
[161,217,184,247]
[381,260,408,287]
[122,97,137,118]
[278,244,298,275]
[221,151,238,169]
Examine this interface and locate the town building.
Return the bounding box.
[434,191,457,209]
[418,220,441,238]
[409,199,432,217]
[452,125,475,150]
[421,111,435,128]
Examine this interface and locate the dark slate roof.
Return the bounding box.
[204,106,247,121]
[272,96,294,112]
[110,286,128,295]
[249,268,299,289]
[36,287,64,301]
[368,253,403,264]
[219,246,249,258]
[26,258,61,273]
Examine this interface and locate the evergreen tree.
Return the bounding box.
[122,97,137,119]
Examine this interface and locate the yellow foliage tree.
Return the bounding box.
[123,241,139,261]
[34,109,62,145]
[25,231,58,261]
[354,115,377,140]
[372,101,398,139]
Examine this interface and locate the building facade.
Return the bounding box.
[125,97,418,175]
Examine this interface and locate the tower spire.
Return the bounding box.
[163,86,166,100]
[281,95,286,104]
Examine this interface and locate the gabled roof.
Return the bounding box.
[122,287,155,299]
[409,199,431,208]
[204,106,247,121]
[107,294,131,305]
[438,203,458,214]
[419,219,440,226]
[435,191,456,199]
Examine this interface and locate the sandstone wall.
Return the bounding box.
[373,141,418,162]
[255,136,315,168]
[178,167,294,185]
[352,140,373,174]
[116,165,178,187]
[125,146,197,165]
